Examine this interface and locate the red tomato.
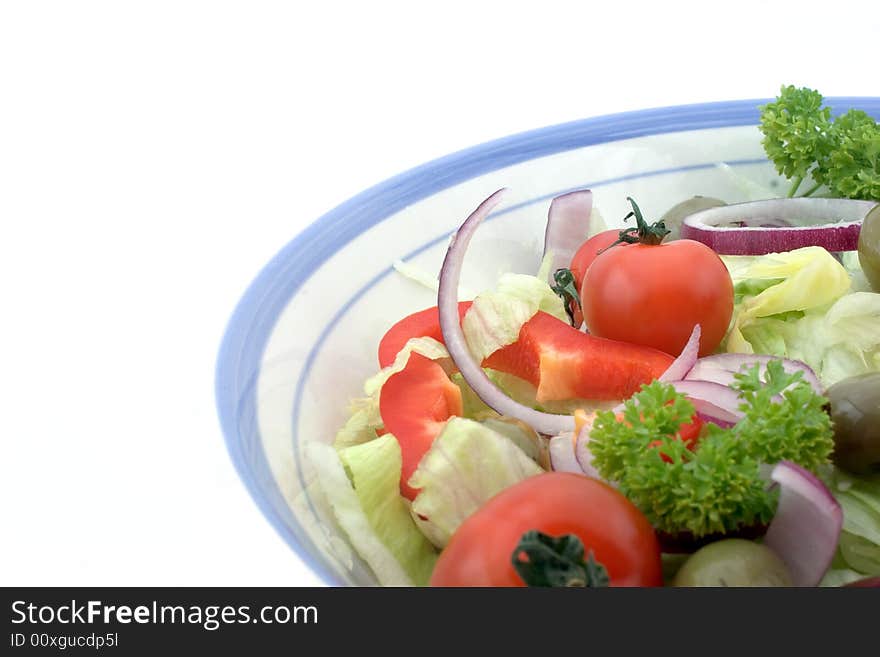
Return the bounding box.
[377,302,472,369]
[648,413,704,463]
[430,472,662,587]
[581,240,733,357]
[379,352,463,500]
[569,229,622,293]
[676,413,704,448]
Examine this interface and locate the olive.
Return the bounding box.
[659,196,726,241]
[672,539,793,587]
[827,372,880,475]
[858,204,880,292]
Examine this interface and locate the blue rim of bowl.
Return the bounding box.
[215,96,880,586]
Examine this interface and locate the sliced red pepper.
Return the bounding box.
[483,311,674,402]
[379,352,463,500]
[377,301,473,369]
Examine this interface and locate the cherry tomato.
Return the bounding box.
[648,413,704,462]
[582,240,733,357]
[568,229,622,293]
[430,472,662,587]
[566,230,623,326]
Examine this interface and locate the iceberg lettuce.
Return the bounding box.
[409,417,544,548]
[723,247,880,386]
[462,273,568,362]
[723,246,851,354]
[307,436,438,586]
[334,337,450,450]
[826,468,880,577]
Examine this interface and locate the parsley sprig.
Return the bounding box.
[588,361,834,537]
[759,85,880,200]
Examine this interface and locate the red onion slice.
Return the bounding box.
[659,324,701,382]
[542,190,593,282]
[548,433,582,473]
[680,197,877,255]
[695,412,736,429]
[438,189,576,436]
[574,424,603,480]
[666,380,746,423]
[609,375,742,427]
[763,461,843,587]
[685,353,824,395]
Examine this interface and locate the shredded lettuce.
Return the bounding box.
[333,399,383,450]
[307,437,437,586]
[819,567,867,587]
[392,258,477,299]
[334,337,450,451]
[408,417,544,548]
[462,273,568,362]
[735,292,880,387]
[723,247,880,386]
[826,468,880,577]
[363,336,450,397]
[724,246,851,354]
[714,161,779,200]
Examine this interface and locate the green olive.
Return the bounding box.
[672,539,793,587]
[659,196,726,241]
[859,204,880,292]
[827,372,880,475]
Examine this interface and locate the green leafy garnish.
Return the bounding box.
[823,109,880,200]
[511,530,610,587]
[759,85,880,200]
[589,361,834,537]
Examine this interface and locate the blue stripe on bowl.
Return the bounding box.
[215,97,880,586]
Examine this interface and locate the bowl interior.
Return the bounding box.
[216,98,880,586]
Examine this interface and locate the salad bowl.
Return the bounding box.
[215,97,880,586]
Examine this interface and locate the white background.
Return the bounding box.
[1,1,876,587]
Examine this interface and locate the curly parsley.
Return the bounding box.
[759,85,880,200]
[588,361,834,537]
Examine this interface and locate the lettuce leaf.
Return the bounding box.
[307,437,438,586]
[826,468,880,576]
[409,417,544,548]
[332,400,383,450]
[737,292,880,387]
[334,337,450,451]
[363,336,450,397]
[723,246,851,354]
[723,247,880,386]
[462,273,568,362]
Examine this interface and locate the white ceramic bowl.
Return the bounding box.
[215,97,880,586]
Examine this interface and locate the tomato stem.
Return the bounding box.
[511,530,610,587]
[598,197,671,254]
[550,268,582,327]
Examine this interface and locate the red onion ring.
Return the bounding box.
[574,423,603,480]
[659,324,701,382]
[763,461,843,587]
[542,190,593,281]
[548,433,582,473]
[685,353,824,395]
[680,197,877,255]
[666,380,745,424]
[438,189,576,435]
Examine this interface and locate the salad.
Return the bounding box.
[307,86,880,587]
